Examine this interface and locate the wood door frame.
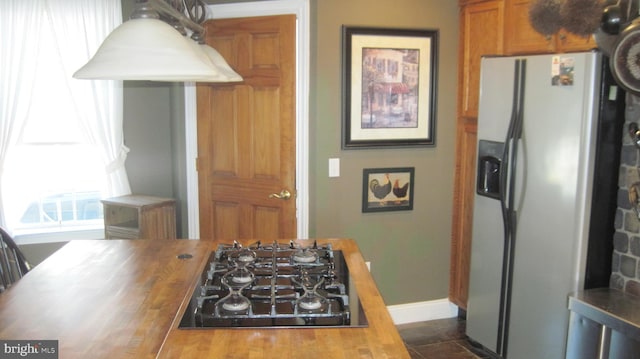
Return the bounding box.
[184,0,310,239]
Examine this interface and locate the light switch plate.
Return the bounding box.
[329,158,340,177]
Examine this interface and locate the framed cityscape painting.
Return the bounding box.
[342,26,438,148]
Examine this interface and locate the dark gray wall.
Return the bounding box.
[122,81,187,238]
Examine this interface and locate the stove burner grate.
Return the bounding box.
[178,240,368,328]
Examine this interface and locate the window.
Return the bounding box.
[2,20,105,234]
[0,0,128,238]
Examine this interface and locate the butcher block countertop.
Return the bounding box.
[0,238,409,359]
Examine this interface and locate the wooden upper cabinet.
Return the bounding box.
[504,0,596,54]
[504,0,552,54]
[555,29,597,53]
[459,0,504,118]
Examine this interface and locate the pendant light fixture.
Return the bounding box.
[73,0,242,82]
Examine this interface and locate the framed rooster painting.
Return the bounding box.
[362,167,414,212]
[342,26,438,149]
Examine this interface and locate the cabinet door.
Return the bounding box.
[505,0,553,54]
[505,0,597,54]
[459,0,504,118]
[556,30,596,52]
[449,118,477,309]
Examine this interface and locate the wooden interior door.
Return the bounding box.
[197,15,296,241]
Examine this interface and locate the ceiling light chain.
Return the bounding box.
[155,0,207,37]
[181,0,207,25]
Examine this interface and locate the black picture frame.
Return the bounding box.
[342,26,438,149]
[362,167,415,212]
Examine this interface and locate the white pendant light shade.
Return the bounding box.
[191,42,243,82]
[73,18,236,82]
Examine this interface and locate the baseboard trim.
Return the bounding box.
[387,298,458,325]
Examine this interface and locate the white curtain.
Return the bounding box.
[45,0,131,198]
[0,2,44,226]
[0,0,129,227]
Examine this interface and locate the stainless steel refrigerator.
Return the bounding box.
[466,51,625,359]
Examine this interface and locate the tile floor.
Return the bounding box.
[397,317,492,359]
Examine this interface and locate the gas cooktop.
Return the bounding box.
[178,240,368,328]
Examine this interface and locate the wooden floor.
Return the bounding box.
[397,318,492,359]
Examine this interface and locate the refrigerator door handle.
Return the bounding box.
[500,59,526,212]
[496,58,527,357]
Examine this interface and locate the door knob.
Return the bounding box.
[269,190,291,200]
